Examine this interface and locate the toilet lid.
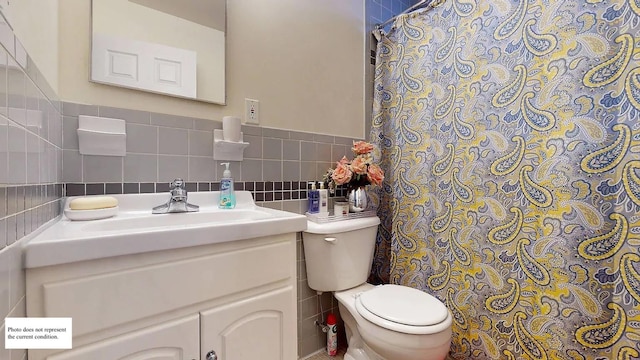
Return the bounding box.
[357,285,449,327]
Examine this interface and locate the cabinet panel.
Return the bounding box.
[42,241,292,337]
[47,314,199,360]
[200,287,296,360]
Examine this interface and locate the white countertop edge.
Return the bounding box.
[23,191,308,268]
[24,214,307,268]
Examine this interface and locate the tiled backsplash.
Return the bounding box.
[65,180,349,201]
[1,185,62,245]
[62,102,358,186]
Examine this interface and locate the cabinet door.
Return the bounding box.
[47,314,199,360]
[200,287,296,360]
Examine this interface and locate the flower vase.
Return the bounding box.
[347,186,368,212]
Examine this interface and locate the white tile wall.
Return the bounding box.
[0,324,8,360]
[0,247,9,321]
[0,10,64,352]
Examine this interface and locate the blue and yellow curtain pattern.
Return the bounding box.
[370,0,640,358]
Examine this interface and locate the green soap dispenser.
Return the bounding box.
[219,162,236,209]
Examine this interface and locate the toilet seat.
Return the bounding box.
[355,284,451,335]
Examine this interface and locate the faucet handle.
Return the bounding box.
[170,178,185,190]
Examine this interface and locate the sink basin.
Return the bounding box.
[24,191,307,268]
[83,209,275,232]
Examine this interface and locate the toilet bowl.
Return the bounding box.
[336,283,452,360]
[302,217,452,360]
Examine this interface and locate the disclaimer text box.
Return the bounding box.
[5,317,72,349]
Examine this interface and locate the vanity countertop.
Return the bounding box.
[24,191,307,268]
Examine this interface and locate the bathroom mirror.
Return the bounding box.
[90,0,226,104]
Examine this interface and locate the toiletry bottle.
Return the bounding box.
[318,182,329,215]
[326,313,338,356]
[308,182,320,214]
[219,163,236,209]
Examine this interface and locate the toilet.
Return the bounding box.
[302,216,452,360]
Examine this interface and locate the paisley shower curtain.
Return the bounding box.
[370,0,640,358]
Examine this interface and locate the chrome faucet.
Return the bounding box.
[152,178,200,214]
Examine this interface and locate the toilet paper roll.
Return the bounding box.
[222,116,242,142]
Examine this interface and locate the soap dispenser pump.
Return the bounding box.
[219,162,236,209]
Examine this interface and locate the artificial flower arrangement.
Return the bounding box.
[323,141,385,193]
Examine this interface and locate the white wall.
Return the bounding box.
[58,0,366,139]
[6,0,59,91]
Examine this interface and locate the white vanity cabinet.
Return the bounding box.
[25,233,298,360]
[200,287,294,360]
[48,314,200,360]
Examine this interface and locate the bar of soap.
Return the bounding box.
[69,196,119,210]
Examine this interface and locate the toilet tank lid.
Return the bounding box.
[305,216,380,234]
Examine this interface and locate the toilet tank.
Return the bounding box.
[302,216,380,292]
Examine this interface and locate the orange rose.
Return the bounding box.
[360,153,373,164]
[351,156,368,175]
[338,156,349,165]
[352,141,374,155]
[332,162,353,185]
[367,164,384,186]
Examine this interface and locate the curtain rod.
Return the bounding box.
[373,0,433,31]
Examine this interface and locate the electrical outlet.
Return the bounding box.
[244,98,260,125]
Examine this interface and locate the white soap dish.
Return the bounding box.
[64,206,119,221]
[77,115,126,156]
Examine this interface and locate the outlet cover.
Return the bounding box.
[244,98,260,125]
